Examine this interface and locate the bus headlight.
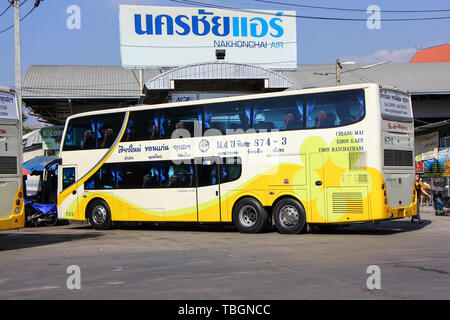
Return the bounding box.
[15,207,20,214]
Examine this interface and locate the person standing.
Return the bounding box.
[413,174,432,224]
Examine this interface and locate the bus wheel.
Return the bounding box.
[273,198,306,234]
[88,199,112,230]
[233,198,269,233]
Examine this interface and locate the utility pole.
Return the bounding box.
[335,59,390,86]
[314,59,390,86]
[336,59,342,86]
[14,0,22,123]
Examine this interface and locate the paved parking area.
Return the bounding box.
[0,207,449,300]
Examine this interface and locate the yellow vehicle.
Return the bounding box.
[0,86,24,231]
[57,83,416,233]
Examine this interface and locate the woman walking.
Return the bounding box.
[413,174,432,224]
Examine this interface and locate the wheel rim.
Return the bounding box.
[92,205,107,225]
[279,205,299,227]
[239,205,258,227]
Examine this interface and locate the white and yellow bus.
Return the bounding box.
[0,86,24,231]
[57,83,416,233]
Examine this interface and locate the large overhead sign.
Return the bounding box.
[119,5,297,70]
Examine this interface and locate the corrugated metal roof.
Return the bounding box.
[145,62,293,90]
[284,62,450,94]
[22,62,450,98]
[22,65,161,98]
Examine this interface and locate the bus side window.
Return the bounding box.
[142,164,161,188]
[63,113,125,151]
[62,167,76,190]
[160,107,200,140]
[84,165,115,190]
[252,96,303,131]
[203,103,250,135]
[122,110,160,142]
[197,159,219,187]
[165,162,194,188]
[306,89,365,128]
[97,113,125,148]
[221,157,242,183]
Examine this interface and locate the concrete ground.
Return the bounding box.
[0,206,449,300]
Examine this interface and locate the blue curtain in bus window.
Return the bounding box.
[252,106,259,125]
[151,167,159,183]
[65,125,72,142]
[211,166,217,185]
[306,98,316,121]
[197,111,203,129]
[189,165,194,186]
[97,120,104,140]
[204,110,212,129]
[160,114,166,135]
[355,91,365,119]
[112,168,122,185]
[126,119,134,135]
[160,165,167,186]
[85,178,94,190]
[153,114,159,135]
[296,99,304,122]
[115,167,124,188]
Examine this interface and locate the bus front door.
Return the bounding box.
[58,165,80,220]
[196,158,221,222]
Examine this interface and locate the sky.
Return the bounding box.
[0,0,449,90]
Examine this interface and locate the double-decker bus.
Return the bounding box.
[0,86,24,231]
[57,83,416,233]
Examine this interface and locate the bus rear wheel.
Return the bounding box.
[88,199,113,230]
[273,198,306,234]
[233,197,269,233]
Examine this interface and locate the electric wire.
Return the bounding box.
[254,0,450,14]
[0,0,39,35]
[169,0,450,21]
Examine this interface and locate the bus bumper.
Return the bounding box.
[0,212,25,231]
[374,201,417,221]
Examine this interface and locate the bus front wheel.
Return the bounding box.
[273,198,306,234]
[232,197,269,233]
[88,199,113,230]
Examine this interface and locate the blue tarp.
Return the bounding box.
[23,156,58,174]
[24,199,57,215]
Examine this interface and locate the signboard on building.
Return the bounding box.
[170,92,242,102]
[415,131,439,161]
[119,5,297,70]
[0,91,18,121]
[40,126,63,151]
